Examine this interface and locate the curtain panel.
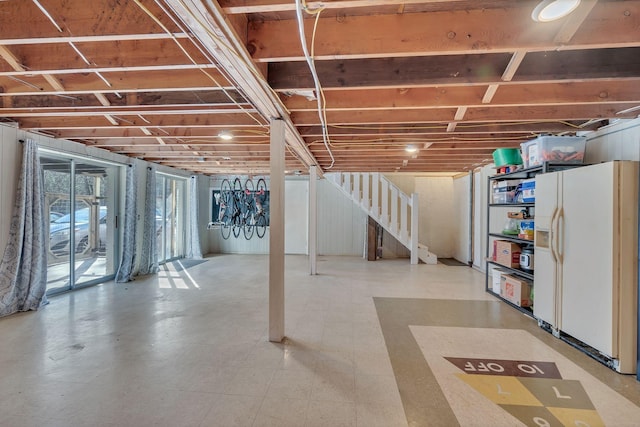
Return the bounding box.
[138,167,158,275]
[186,175,203,259]
[0,139,48,316]
[115,163,137,282]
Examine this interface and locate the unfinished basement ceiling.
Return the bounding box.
[0,0,639,174]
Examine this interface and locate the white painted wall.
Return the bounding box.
[584,118,640,163]
[0,124,20,254]
[207,177,366,256]
[317,178,367,256]
[452,173,471,264]
[285,180,309,254]
[415,176,455,258]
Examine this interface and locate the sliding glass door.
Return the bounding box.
[156,174,186,263]
[41,153,119,294]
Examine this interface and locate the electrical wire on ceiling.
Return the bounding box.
[329,120,584,131]
[156,0,321,170]
[295,0,335,169]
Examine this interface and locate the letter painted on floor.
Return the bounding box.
[445,357,562,379]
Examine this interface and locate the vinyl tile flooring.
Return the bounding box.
[1,254,639,426]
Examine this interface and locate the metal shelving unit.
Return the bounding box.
[485,163,580,317]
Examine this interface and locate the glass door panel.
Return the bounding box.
[41,152,120,294]
[43,156,72,293]
[73,161,117,287]
[156,174,186,263]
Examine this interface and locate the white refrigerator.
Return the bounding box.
[534,161,638,373]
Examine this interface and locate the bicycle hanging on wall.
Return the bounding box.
[209,177,269,240]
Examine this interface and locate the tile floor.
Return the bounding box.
[0,254,639,426]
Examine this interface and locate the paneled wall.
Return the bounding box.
[585,118,640,163]
[208,177,367,256]
[415,176,455,258]
[0,124,20,253]
[452,173,472,264]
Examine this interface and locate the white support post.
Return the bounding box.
[410,193,419,265]
[390,185,399,234]
[309,165,317,275]
[269,118,285,342]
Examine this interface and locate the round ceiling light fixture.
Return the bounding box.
[405,144,419,153]
[218,131,233,140]
[532,0,581,22]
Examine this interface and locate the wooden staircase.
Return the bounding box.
[326,172,437,265]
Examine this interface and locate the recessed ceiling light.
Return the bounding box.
[218,131,233,140]
[405,144,418,153]
[532,0,581,22]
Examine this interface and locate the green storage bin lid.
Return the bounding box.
[493,148,523,166]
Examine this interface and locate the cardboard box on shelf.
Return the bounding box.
[522,178,535,203]
[491,267,506,294]
[495,240,522,268]
[500,275,532,307]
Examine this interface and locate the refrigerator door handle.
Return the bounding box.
[549,206,559,262]
[556,208,565,264]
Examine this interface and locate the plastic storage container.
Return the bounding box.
[520,135,586,168]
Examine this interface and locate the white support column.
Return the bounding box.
[309,165,318,275]
[411,193,419,265]
[269,118,285,342]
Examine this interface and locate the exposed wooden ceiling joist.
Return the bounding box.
[0,0,638,174]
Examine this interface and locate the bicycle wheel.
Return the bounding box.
[243,215,255,240]
[233,177,242,193]
[255,178,267,204]
[244,177,254,194]
[221,223,231,240]
[256,213,267,238]
[219,178,232,219]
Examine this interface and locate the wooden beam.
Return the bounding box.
[290,102,640,125]
[269,54,511,90]
[248,2,640,61]
[554,0,599,44]
[269,47,640,90]
[0,0,183,39]
[281,79,640,111]
[0,33,190,46]
[16,112,268,129]
[4,90,249,108]
[221,0,467,14]
[3,39,210,72]
[501,50,527,82]
[0,45,26,71]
